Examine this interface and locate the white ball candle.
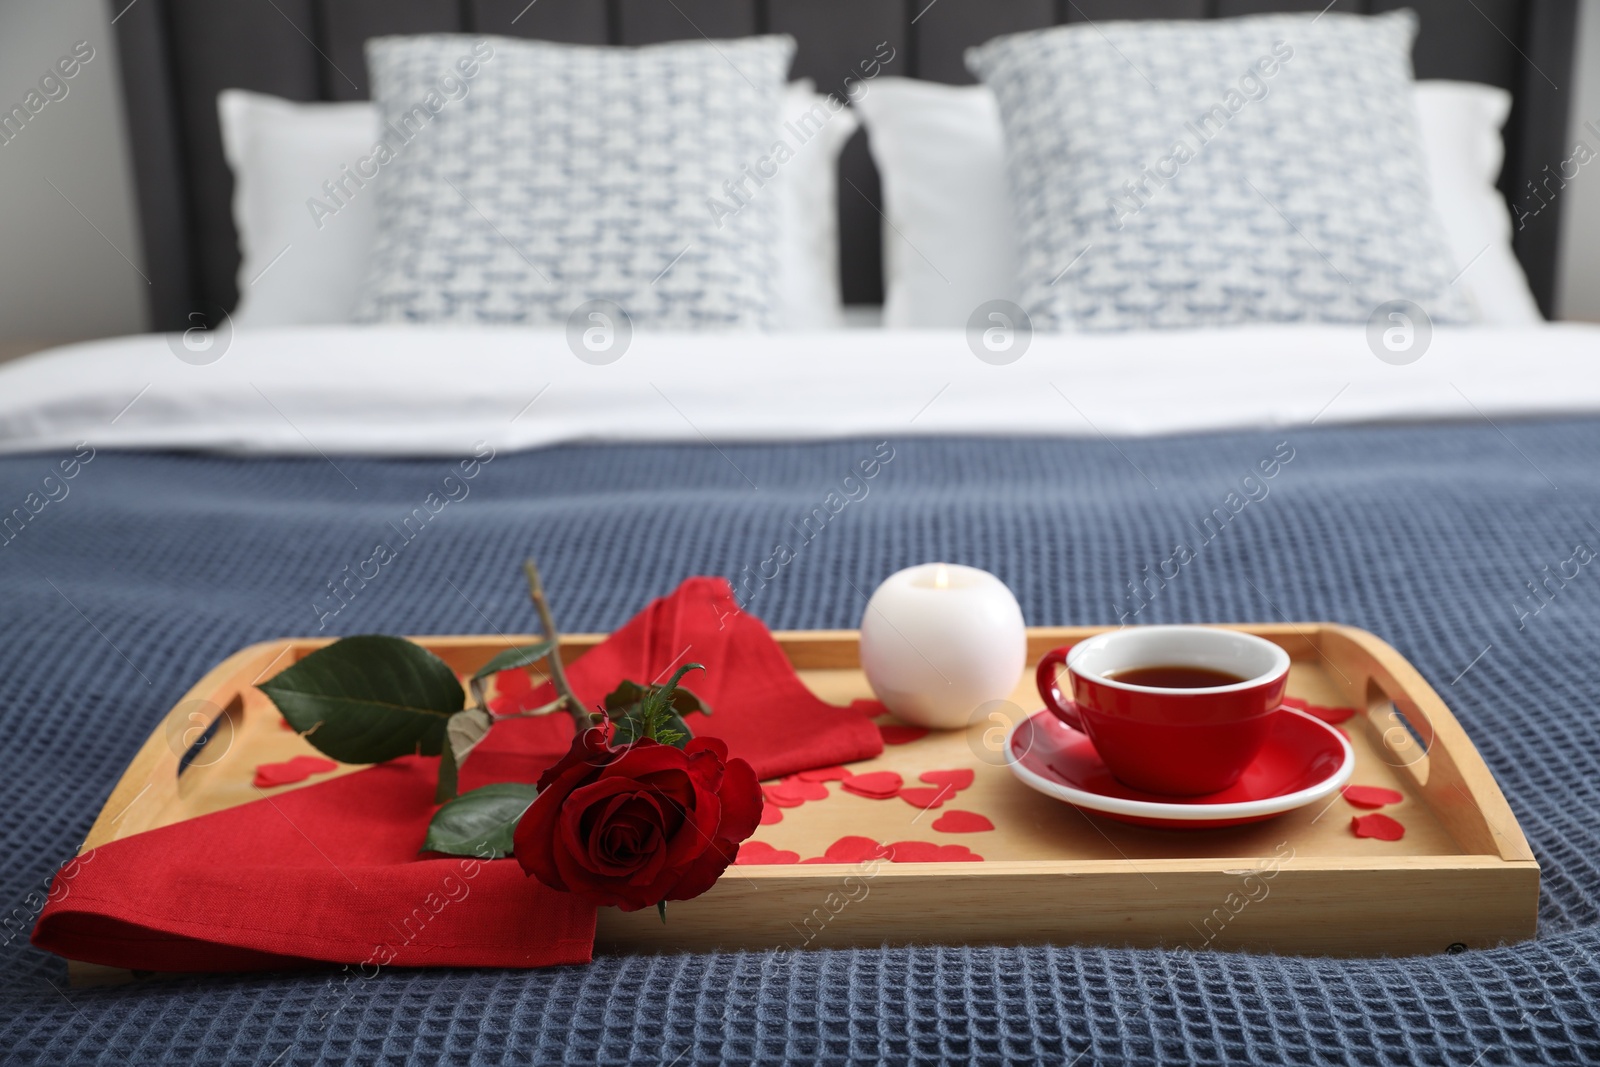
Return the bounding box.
[859,563,1027,730]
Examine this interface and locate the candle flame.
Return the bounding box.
[934,563,950,589]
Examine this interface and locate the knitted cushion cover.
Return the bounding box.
[3,425,1597,1064]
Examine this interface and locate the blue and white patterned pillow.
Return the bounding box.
[967,12,1474,332]
[353,35,793,328]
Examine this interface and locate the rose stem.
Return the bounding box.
[522,558,591,730]
[514,698,569,719]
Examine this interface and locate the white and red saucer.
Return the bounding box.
[1005,706,1354,830]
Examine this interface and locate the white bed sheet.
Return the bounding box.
[0,324,1594,456]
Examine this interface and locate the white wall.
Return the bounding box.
[0,0,146,340]
[1557,0,1600,320]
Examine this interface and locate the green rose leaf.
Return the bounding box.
[611,709,694,749]
[436,706,495,803]
[258,635,464,764]
[603,679,711,719]
[665,684,710,719]
[603,679,648,713]
[422,782,539,858]
[604,665,707,749]
[469,640,555,685]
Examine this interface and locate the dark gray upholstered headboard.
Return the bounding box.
[111,0,1577,330]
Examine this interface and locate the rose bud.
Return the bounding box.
[512,723,761,912]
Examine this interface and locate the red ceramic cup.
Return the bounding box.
[1035,626,1290,796]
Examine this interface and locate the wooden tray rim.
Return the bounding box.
[80,622,1537,876]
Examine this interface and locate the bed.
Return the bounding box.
[4,1,1598,1064]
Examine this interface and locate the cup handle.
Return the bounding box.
[1035,646,1085,731]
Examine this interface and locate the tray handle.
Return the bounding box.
[1328,627,1533,863]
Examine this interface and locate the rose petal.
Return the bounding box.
[759,803,783,825]
[775,777,831,801]
[898,786,954,810]
[663,837,740,903]
[277,716,296,732]
[795,765,852,783]
[558,779,664,884]
[735,840,800,866]
[601,741,694,785]
[585,793,664,877]
[879,724,930,745]
[532,725,612,795]
[840,771,903,799]
[1343,785,1405,809]
[683,734,731,760]
[886,841,984,863]
[1351,813,1406,841]
[252,755,338,788]
[919,768,975,792]
[715,756,763,845]
[931,810,994,833]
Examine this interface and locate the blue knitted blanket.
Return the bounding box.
[2,424,1597,1065]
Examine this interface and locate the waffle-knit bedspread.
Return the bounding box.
[2,424,1598,1064]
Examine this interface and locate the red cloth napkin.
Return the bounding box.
[466,576,882,786]
[33,577,882,971]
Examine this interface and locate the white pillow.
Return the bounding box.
[218,90,380,327]
[856,77,1541,328]
[1412,81,1543,325]
[218,82,855,329]
[773,81,858,329]
[852,79,1014,331]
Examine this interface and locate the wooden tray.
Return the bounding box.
[71,623,1537,981]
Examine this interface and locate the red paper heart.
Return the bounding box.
[1351,813,1406,841]
[885,841,984,863]
[252,755,338,789]
[820,836,892,863]
[919,768,975,792]
[736,840,800,865]
[775,776,831,801]
[879,724,930,745]
[795,765,852,782]
[761,784,807,808]
[840,771,903,799]
[759,803,783,825]
[931,810,994,833]
[884,840,939,862]
[851,699,889,718]
[1343,785,1405,809]
[898,786,954,810]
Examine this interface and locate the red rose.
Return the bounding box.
[512,724,761,911]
